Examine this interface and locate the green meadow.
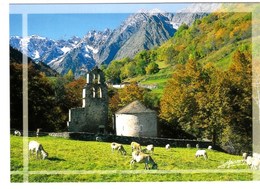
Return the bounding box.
[11,135,253,182]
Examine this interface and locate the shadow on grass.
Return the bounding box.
[47,156,66,161]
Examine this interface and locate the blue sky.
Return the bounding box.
[10,13,131,39]
[9,3,190,40]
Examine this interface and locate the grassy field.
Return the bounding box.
[10,135,253,182]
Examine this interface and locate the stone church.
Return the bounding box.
[67,67,108,133]
[115,100,157,137]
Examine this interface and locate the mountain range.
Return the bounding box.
[9,3,221,78]
[10,46,58,77]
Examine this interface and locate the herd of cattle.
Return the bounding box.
[111,141,158,169]
[113,142,260,170]
[13,130,260,170]
[111,141,209,169]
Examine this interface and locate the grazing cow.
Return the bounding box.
[208,146,212,150]
[195,150,208,160]
[196,144,200,149]
[246,156,253,167]
[29,141,48,160]
[96,136,103,142]
[242,152,248,160]
[247,154,260,170]
[143,144,154,154]
[111,142,127,155]
[131,141,141,152]
[165,144,171,150]
[186,144,191,148]
[36,128,41,137]
[253,152,260,160]
[251,158,260,170]
[130,150,157,170]
[14,130,21,136]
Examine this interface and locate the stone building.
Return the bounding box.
[67,67,108,133]
[115,100,157,137]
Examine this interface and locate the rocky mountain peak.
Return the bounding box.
[10,4,222,78]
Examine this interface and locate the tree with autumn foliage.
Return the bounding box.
[64,77,85,109]
[160,59,210,138]
[50,76,85,130]
[193,65,231,146]
[220,50,252,153]
[160,49,252,153]
[107,82,147,132]
[118,82,145,107]
[10,63,63,131]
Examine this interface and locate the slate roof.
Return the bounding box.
[116,100,155,114]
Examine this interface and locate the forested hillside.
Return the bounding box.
[105,12,251,85]
[106,11,252,154]
[158,12,251,65]
[158,12,252,154]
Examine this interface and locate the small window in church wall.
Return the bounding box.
[97,74,101,84]
[92,74,96,83]
[92,87,96,98]
[97,87,102,98]
[82,88,86,98]
[86,74,90,83]
[93,73,99,84]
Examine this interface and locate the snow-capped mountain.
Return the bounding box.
[169,3,221,29]
[48,29,112,77]
[9,3,221,77]
[10,30,112,77]
[94,9,176,65]
[45,10,177,76]
[9,35,81,64]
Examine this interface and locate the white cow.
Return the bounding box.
[253,152,260,159]
[96,137,103,142]
[246,156,253,167]
[251,158,260,170]
[242,152,248,160]
[131,141,142,152]
[111,142,126,155]
[143,144,154,154]
[130,150,157,170]
[247,153,260,170]
[29,141,48,160]
[165,144,171,150]
[14,130,21,136]
[195,150,208,160]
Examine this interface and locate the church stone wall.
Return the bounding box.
[115,112,157,137]
[68,108,87,132]
[67,67,108,133]
[84,98,108,133]
[49,132,213,150]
